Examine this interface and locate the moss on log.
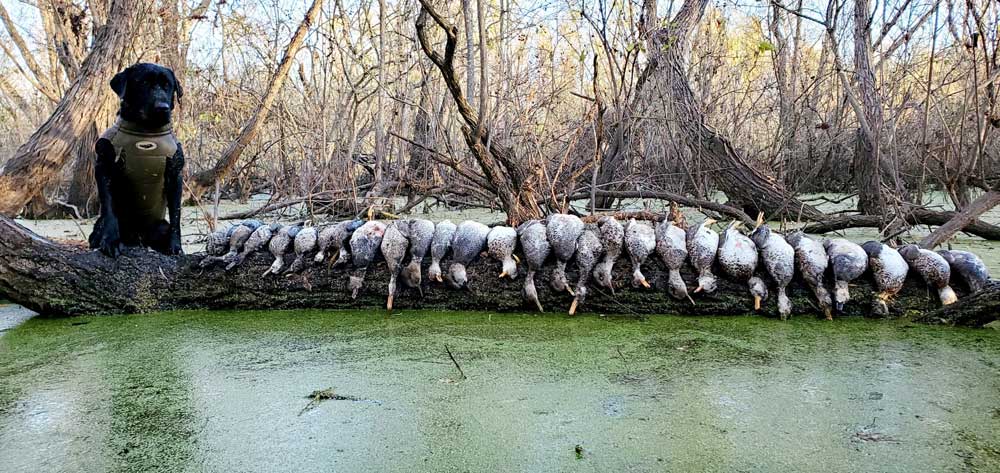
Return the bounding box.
[0,216,992,325]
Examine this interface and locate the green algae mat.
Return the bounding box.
[1,308,999,472]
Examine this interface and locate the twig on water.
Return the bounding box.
[444,344,466,380]
[616,346,631,377]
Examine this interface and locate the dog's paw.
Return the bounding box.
[166,233,184,256]
[97,221,124,258]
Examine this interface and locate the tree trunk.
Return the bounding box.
[641,0,823,221]
[0,216,990,326]
[415,1,544,225]
[852,0,890,215]
[188,0,324,200]
[0,0,142,217]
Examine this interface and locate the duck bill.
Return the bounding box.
[640,279,651,289]
[436,274,443,282]
[534,298,545,313]
[693,285,703,294]
[499,271,508,279]
[417,285,424,298]
[387,294,394,311]
[753,295,761,311]
[566,286,575,296]
[704,218,717,226]
[753,212,764,231]
[823,307,833,321]
[512,254,521,263]
[568,298,579,315]
[686,293,696,305]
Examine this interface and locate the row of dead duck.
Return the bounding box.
[198,213,992,318]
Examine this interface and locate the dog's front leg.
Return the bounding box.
[90,138,124,257]
[163,143,186,255]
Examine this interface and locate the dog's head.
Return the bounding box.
[111,63,183,128]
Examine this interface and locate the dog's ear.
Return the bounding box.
[167,69,183,101]
[110,69,129,98]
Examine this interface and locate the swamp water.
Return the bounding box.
[1,307,999,472]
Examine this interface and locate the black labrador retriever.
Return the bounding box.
[89,63,185,257]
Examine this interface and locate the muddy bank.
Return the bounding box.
[2,309,999,472]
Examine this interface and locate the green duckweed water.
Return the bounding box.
[2,307,999,472]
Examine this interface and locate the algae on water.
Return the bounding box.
[1,308,999,472]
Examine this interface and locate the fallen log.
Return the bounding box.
[0,216,992,326]
[914,281,1000,327]
[919,190,1000,248]
[800,208,1000,241]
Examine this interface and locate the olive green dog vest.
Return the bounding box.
[100,119,179,227]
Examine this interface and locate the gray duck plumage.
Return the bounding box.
[226,222,281,271]
[286,226,318,274]
[569,223,603,315]
[749,220,794,319]
[938,249,990,293]
[785,231,832,319]
[517,219,550,312]
[861,241,908,316]
[593,216,624,294]
[263,225,301,276]
[348,220,387,298]
[448,220,490,289]
[428,220,457,283]
[686,219,719,294]
[402,218,435,292]
[315,220,364,266]
[718,221,765,311]
[381,220,411,311]
[655,218,691,304]
[624,219,656,289]
[823,238,868,313]
[487,225,519,279]
[546,214,584,295]
[899,244,957,305]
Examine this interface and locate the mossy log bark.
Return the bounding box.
[0,217,992,325]
[913,282,1000,328]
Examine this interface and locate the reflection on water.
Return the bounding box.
[1,310,998,472]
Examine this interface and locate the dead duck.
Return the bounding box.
[624,219,656,289]
[749,217,794,319]
[861,241,908,316]
[348,220,387,299]
[488,225,519,279]
[823,238,869,313]
[381,220,411,311]
[428,220,457,283]
[448,220,490,289]
[518,219,550,312]
[401,218,435,292]
[546,214,584,295]
[718,221,765,310]
[686,218,719,294]
[785,231,833,320]
[286,226,318,274]
[938,249,990,292]
[569,223,603,315]
[263,225,301,276]
[216,221,261,268]
[226,222,281,271]
[655,218,692,303]
[314,220,364,265]
[899,244,957,305]
[204,229,229,257]
[592,216,624,294]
